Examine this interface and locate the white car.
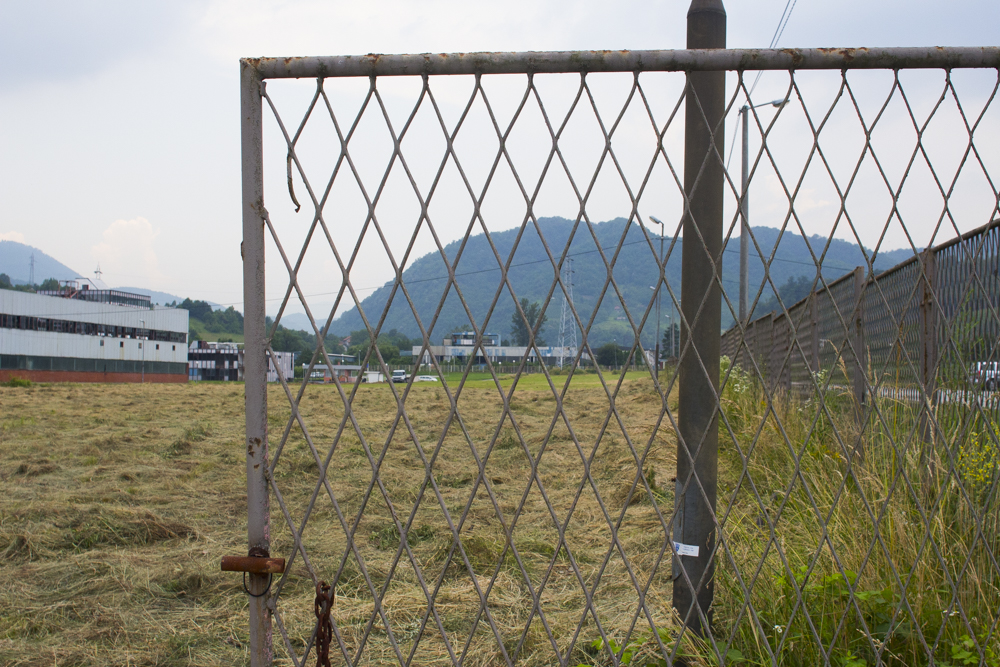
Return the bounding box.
[415,375,440,382]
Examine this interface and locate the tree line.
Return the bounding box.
[0,274,62,292]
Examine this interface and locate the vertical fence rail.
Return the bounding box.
[241,60,273,665]
[919,249,938,446]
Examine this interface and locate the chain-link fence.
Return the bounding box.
[239,9,1000,665]
[723,220,1000,409]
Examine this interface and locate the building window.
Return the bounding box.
[156,344,160,350]
[138,343,142,349]
[172,345,176,351]
[99,340,104,347]
[120,341,124,348]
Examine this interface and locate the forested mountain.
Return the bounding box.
[0,240,80,284]
[326,216,912,347]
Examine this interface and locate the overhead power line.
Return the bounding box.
[725,0,801,170]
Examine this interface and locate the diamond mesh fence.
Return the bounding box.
[241,48,1000,667]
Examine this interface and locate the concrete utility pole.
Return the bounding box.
[740,105,750,324]
[675,0,725,637]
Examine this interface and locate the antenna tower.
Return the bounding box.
[557,258,578,368]
[94,264,103,282]
[29,253,35,286]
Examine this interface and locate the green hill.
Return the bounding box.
[326,216,910,347]
[0,240,80,285]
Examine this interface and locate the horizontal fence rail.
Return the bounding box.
[248,46,1000,79]
[242,27,1000,667]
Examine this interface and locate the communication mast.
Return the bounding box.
[29,253,35,286]
[557,258,578,368]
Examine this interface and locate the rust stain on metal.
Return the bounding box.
[815,47,871,64]
[221,556,285,574]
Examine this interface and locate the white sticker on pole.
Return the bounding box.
[673,542,700,557]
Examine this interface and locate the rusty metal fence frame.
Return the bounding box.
[241,25,1000,667]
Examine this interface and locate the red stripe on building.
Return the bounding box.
[0,370,188,384]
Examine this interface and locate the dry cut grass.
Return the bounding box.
[1,367,997,666]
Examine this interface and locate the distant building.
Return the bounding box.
[37,282,153,309]
[304,364,362,383]
[0,287,188,383]
[412,331,586,366]
[187,341,295,382]
[268,350,295,383]
[363,370,386,383]
[188,341,242,382]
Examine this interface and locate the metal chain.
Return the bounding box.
[314,581,334,667]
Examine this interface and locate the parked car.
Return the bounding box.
[969,361,1000,390]
[391,369,409,383]
[415,375,440,382]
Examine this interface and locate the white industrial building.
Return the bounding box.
[1,287,189,383]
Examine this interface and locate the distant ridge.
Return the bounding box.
[0,240,80,284]
[326,216,913,346]
[112,287,210,307]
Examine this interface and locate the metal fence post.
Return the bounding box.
[674,0,726,637]
[918,248,938,457]
[241,59,273,666]
[769,313,780,394]
[811,292,820,376]
[852,267,866,426]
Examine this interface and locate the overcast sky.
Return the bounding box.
[1,0,998,317]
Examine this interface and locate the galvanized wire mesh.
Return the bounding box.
[242,49,1000,667]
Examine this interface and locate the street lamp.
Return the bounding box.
[649,285,661,376]
[667,307,674,359]
[648,216,666,381]
[740,98,788,324]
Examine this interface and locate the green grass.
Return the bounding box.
[188,318,245,343]
[441,369,651,391]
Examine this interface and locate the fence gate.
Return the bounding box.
[241,4,1000,665]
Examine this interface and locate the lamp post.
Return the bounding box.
[669,307,675,359]
[740,98,788,323]
[649,216,666,381]
[140,319,146,383]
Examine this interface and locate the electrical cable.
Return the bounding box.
[725,0,800,170]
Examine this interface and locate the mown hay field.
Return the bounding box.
[2,371,997,667]
[0,374,681,666]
